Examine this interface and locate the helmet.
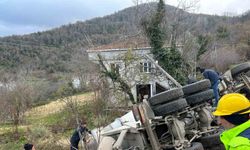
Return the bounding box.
[213,93,250,116]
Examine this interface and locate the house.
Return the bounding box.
[87,46,181,103]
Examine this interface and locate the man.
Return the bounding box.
[70,121,90,150]
[24,143,35,150]
[213,93,250,150]
[197,67,220,106]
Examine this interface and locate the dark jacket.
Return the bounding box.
[70,126,89,144]
[202,69,220,85]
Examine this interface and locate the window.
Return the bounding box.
[140,62,152,73]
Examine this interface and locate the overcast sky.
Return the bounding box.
[0,0,249,37]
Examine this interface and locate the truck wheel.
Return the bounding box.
[185,89,214,106]
[152,98,188,116]
[149,88,183,106]
[246,71,250,77]
[182,79,211,96]
[204,144,225,150]
[231,62,250,78]
[184,142,204,150]
[198,132,224,149]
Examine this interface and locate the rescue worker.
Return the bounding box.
[197,67,220,106]
[70,121,90,150]
[213,93,250,150]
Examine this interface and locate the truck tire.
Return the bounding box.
[152,98,188,116]
[205,144,225,150]
[185,89,214,106]
[182,79,211,96]
[247,70,250,77]
[149,88,183,106]
[231,62,250,78]
[198,132,225,150]
[184,142,204,150]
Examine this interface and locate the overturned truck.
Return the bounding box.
[90,62,250,150]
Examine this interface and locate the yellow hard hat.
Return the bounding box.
[213,93,250,116]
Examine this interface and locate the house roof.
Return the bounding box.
[87,35,150,52]
[87,34,183,52]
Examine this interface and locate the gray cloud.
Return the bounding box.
[0,0,134,36]
[196,0,250,15]
[0,0,249,37]
[0,0,133,26]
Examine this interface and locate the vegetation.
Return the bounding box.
[0,92,122,150]
[98,53,137,104]
[0,1,250,149]
[142,0,186,84]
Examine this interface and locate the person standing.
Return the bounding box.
[213,93,250,150]
[197,67,220,106]
[70,121,89,150]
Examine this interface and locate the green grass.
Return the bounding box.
[0,142,24,150]
[0,126,28,150]
[0,92,122,150]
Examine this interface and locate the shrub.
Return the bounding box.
[29,125,50,140]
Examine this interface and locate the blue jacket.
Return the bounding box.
[203,69,220,85]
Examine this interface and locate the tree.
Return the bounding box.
[216,25,230,40]
[0,74,33,138]
[197,34,211,58]
[97,54,136,104]
[141,0,185,84]
[182,32,199,77]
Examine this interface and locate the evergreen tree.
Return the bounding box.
[142,0,185,84]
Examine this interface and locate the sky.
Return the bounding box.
[0,0,249,37]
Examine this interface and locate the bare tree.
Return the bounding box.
[181,32,199,76]
[0,72,33,138]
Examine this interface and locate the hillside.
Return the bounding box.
[1,2,248,73]
[0,92,93,149]
[0,91,125,150]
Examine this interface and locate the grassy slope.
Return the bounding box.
[0,92,94,150]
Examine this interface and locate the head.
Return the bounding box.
[217,114,249,129]
[196,67,205,73]
[80,119,87,127]
[24,143,35,150]
[213,93,250,129]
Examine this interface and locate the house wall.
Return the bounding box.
[87,47,171,102]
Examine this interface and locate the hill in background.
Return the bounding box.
[0,2,249,74]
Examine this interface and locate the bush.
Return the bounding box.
[28,125,50,140]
